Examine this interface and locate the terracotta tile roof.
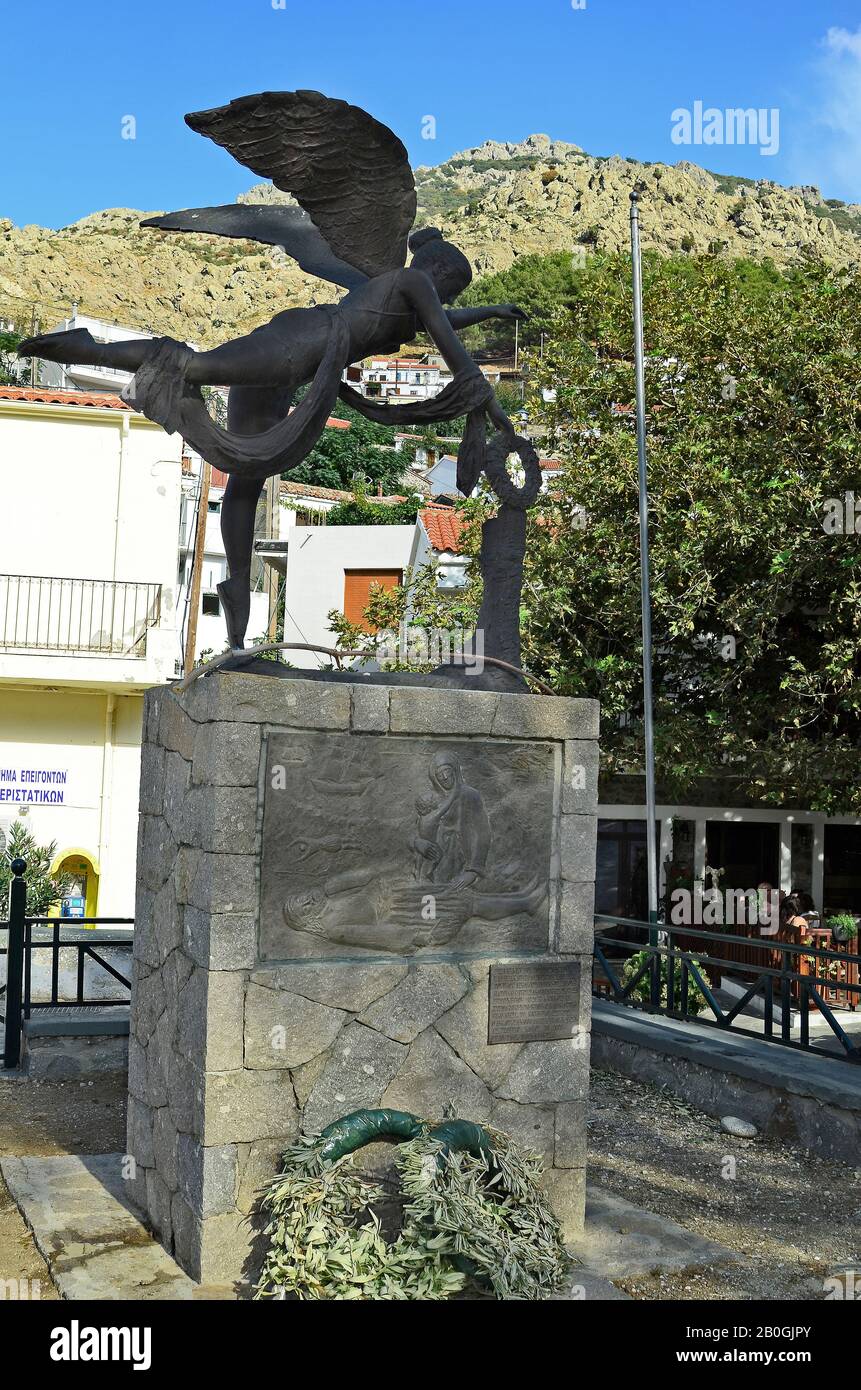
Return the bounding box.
[280,480,407,504]
[420,504,466,555]
[281,480,353,502]
[365,362,452,376]
[282,409,351,429]
[0,385,133,410]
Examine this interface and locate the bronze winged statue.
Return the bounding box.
[20,92,541,685]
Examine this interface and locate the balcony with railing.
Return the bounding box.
[0,575,162,658]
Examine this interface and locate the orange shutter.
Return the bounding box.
[343,569,402,631]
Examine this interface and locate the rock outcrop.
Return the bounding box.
[2,137,858,347]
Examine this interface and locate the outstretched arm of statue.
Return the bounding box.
[398,269,490,380]
[446,305,528,330]
[396,273,519,437]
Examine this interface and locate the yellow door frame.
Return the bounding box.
[49,848,101,922]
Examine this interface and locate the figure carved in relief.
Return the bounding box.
[411,751,491,893]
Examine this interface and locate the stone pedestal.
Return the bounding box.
[128,671,598,1287]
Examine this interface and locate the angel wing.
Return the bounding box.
[141,203,368,291]
[183,90,417,279]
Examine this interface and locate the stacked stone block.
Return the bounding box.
[129,673,598,1285]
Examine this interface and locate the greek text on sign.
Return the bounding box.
[0,768,69,804]
[487,961,581,1044]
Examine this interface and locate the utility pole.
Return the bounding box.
[183,458,211,676]
[30,310,39,387]
[264,474,279,641]
[630,190,659,931]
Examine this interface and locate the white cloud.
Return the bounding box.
[824,24,861,60]
[803,25,861,199]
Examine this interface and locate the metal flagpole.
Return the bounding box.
[629,190,659,931]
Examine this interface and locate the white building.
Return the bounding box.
[347,358,510,403]
[282,523,415,658]
[37,308,156,397]
[0,385,183,916]
[348,357,454,401]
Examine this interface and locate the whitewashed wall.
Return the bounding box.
[281,525,416,664]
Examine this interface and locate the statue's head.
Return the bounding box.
[409,227,472,303]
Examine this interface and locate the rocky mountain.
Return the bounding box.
[1,134,858,348]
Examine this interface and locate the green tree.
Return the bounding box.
[324,495,422,526]
[0,330,25,386]
[0,821,73,916]
[523,254,861,813]
[287,401,405,492]
[456,250,595,354]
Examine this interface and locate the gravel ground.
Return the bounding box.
[588,1065,861,1300]
[0,1067,857,1302]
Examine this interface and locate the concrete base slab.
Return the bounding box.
[571,1186,741,1282]
[22,1034,128,1080]
[0,1153,215,1300]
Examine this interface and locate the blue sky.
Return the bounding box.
[3,0,860,227]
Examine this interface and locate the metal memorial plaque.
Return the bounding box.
[259,731,556,961]
[487,961,581,1044]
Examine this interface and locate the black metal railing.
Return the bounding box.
[0,574,161,656]
[2,859,133,1069]
[593,914,861,1064]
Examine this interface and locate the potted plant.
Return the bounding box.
[825,913,859,946]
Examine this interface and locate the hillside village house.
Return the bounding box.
[346,357,453,401]
[260,481,416,654]
[346,357,508,403]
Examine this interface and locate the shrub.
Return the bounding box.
[0,822,73,917]
[621,948,709,1013]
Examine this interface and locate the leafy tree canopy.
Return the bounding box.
[331,254,861,814]
[324,496,422,526]
[524,253,861,813]
[455,249,789,356]
[286,400,405,493]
